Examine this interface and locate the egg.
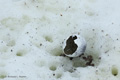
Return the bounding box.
[63,34,87,57]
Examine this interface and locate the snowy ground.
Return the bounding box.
[0,0,120,80]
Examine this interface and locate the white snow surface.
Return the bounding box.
[0,0,120,80]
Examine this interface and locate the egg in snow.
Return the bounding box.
[63,34,87,57]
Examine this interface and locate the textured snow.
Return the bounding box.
[0,0,120,80]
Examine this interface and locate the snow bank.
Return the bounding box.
[0,0,120,80]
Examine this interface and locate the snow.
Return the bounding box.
[0,0,120,80]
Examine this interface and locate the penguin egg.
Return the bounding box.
[63,34,87,57]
